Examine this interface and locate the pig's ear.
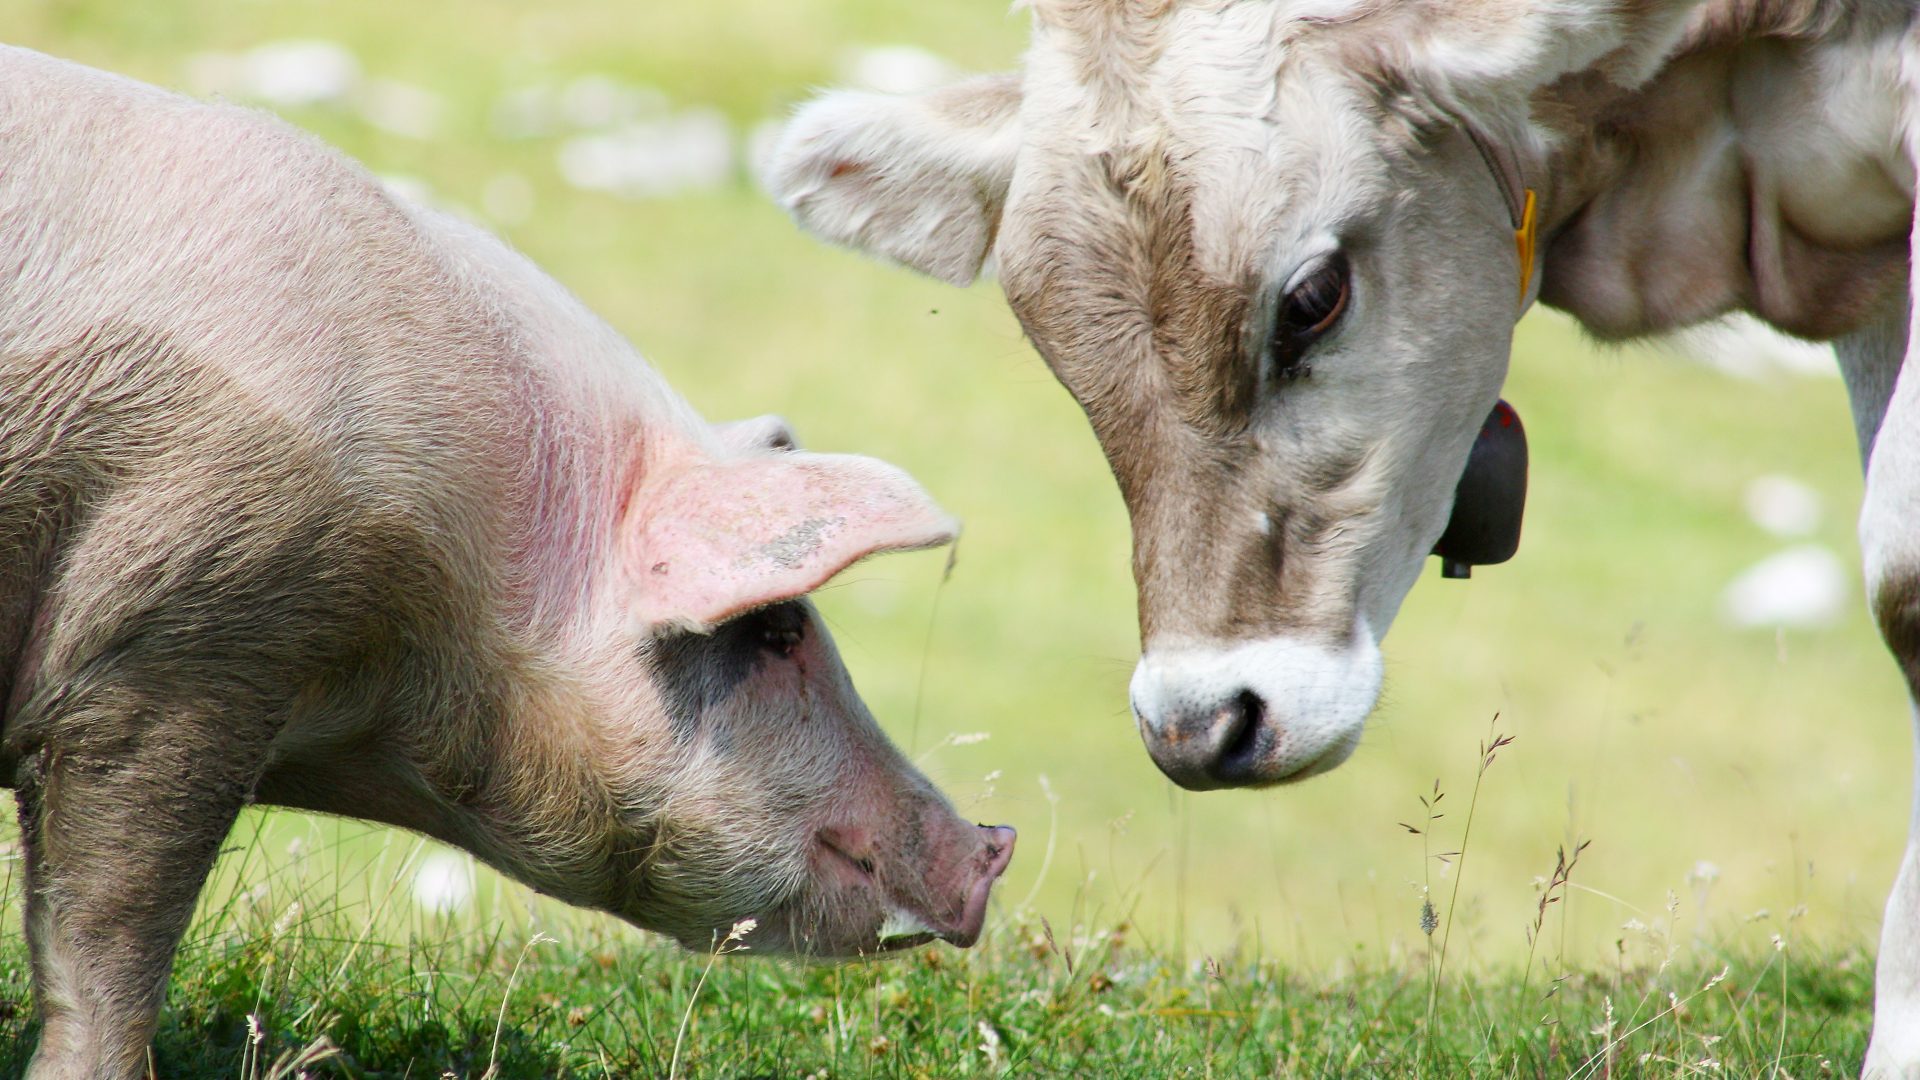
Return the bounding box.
[627,451,958,633]
[715,414,800,453]
[767,72,1022,287]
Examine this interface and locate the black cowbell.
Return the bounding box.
[1433,399,1527,579]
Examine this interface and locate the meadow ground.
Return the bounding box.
[2,0,1911,1074]
[0,816,1881,1077]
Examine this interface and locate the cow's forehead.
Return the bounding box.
[1015,0,1391,283]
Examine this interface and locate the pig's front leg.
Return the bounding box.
[12,713,255,1080]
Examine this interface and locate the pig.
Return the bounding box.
[0,45,1014,1080]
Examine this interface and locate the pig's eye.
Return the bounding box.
[751,602,807,658]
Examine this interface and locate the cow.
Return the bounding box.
[767,0,1920,1067]
[0,46,1015,1080]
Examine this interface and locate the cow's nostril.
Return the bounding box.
[1212,689,1265,778]
[1133,636,1381,789]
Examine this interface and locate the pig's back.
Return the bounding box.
[0,46,516,418]
[0,47,658,723]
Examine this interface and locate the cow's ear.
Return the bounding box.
[1360,0,1701,107]
[767,72,1021,287]
[625,451,958,634]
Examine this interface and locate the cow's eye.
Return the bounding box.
[751,602,807,658]
[1271,255,1350,380]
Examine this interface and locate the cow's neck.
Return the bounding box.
[1532,5,1913,343]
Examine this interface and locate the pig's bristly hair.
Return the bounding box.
[0,45,994,998]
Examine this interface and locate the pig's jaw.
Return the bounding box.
[780,821,1017,956]
[659,820,1015,959]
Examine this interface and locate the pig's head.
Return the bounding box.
[587,426,1014,957]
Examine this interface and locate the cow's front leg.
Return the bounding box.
[1844,296,1920,1076]
[1867,703,1920,1078]
[12,710,253,1080]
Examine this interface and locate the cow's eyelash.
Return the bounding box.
[1269,253,1350,381]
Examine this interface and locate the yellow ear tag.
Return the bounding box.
[1514,188,1538,308]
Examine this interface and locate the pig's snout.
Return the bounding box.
[817,820,1015,952]
[947,824,1016,948]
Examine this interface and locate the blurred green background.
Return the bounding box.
[6,0,1908,976]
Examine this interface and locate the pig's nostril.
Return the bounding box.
[976,824,1017,877]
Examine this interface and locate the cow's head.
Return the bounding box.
[770,0,1697,789]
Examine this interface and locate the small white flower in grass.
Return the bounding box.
[1772,933,1786,952]
[1721,544,1848,629]
[556,111,734,200]
[1591,995,1616,1039]
[242,40,360,106]
[1745,474,1823,537]
[724,918,758,947]
[412,851,473,915]
[978,1020,1006,1070]
[1688,860,1720,885]
[1703,965,1731,991]
[271,901,303,939]
[559,74,667,130]
[247,1013,264,1045]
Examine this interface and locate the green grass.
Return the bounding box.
[0,818,1879,1077]
[0,940,1878,1079]
[0,0,1908,1073]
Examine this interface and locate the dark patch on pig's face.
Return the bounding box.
[643,601,810,742]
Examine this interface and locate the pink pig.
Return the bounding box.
[0,46,1013,1080]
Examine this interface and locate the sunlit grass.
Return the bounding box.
[0,797,1875,1077]
[0,0,1905,1072]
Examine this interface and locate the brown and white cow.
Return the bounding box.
[769,0,1920,1067]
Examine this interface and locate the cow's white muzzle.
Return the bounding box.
[1129,628,1383,790]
